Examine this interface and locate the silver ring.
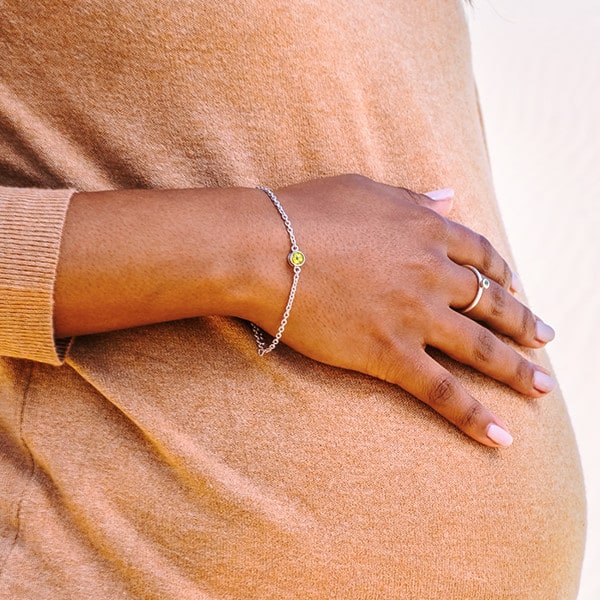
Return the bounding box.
[461,265,490,314]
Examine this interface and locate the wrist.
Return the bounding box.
[248,187,306,355]
[55,186,293,336]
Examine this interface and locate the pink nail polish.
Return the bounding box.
[486,423,513,448]
[510,272,523,294]
[535,320,555,344]
[424,188,454,201]
[533,370,557,393]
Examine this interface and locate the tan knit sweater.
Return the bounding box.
[0,1,585,598]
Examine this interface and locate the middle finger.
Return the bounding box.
[445,221,513,289]
[447,263,554,348]
[428,309,557,396]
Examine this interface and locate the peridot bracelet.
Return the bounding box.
[251,186,306,355]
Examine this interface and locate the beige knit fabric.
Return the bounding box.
[0,1,585,598]
[0,187,73,365]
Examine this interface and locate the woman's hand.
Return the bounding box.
[56,175,554,448]
[249,175,555,448]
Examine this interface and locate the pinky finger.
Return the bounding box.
[394,350,514,448]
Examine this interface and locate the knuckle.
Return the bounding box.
[403,187,427,205]
[474,328,496,363]
[416,251,447,290]
[489,284,507,317]
[340,173,370,188]
[500,261,512,288]
[520,306,537,339]
[457,401,483,430]
[347,172,369,183]
[477,234,494,272]
[367,336,411,383]
[515,357,534,388]
[428,374,456,408]
[419,208,448,240]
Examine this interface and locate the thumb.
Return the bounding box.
[422,187,455,217]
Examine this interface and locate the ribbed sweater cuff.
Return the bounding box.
[0,187,75,365]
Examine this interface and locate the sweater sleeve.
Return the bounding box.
[0,186,75,365]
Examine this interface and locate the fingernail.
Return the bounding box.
[510,272,522,293]
[535,320,555,344]
[424,188,455,201]
[533,370,557,393]
[486,423,513,448]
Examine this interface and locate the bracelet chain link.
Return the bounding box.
[251,186,305,356]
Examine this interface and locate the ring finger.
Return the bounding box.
[449,263,554,348]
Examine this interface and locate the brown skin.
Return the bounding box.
[55,174,552,448]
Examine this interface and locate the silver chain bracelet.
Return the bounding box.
[251,186,306,356]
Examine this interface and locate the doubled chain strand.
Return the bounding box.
[251,186,305,355]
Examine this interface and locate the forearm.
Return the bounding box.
[54,186,286,337]
[54,175,556,448]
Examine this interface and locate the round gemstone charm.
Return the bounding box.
[288,250,306,267]
[482,278,490,289]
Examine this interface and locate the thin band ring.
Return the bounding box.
[461,265,490,314]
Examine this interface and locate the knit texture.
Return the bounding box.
[0,1,585,598]
[0,187,73,364]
